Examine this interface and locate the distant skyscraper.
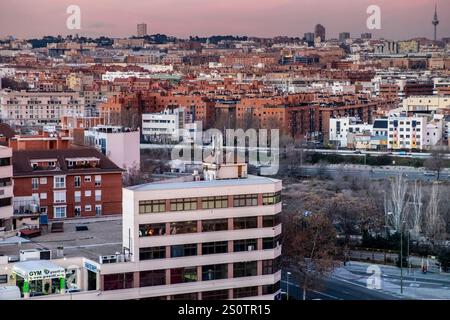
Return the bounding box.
[361,33,372,40]
[339,32,350,42]
[304,32,315,43]
[137,23,147,37]
[432,4,439,41]
[314,24,326,42]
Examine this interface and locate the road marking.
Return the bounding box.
[311,290,343,300]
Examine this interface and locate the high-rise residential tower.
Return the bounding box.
[314,24,326,42]
[137,23,147,37]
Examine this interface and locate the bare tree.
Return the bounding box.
[423,182,446,248]
[424,147,447,181]
[388,173,410,232]
[282,212,337,300]
[410,180,423,240]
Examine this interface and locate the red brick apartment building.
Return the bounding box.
[12,148,123,220]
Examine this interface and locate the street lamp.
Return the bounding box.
[400,219,407,295]
[287,272,292,300]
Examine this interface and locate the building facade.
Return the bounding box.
[117,164,282,300]
[84,125,140,171]
[0,91,85,126]
[12,148,123,220]
[0,146,13,230]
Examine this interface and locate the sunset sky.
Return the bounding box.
[0,0,448,40]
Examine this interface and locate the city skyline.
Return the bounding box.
[0,0,449,40]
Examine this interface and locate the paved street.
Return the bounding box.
[281,270,401,300]
[292,164,450,182]
[282,261,450,300]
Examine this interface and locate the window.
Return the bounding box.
[262,281,281,295]
[103,273,134,291]
[85,205,92,212]
[140,270,165,287]
[233,194,258,207]
[54,206,66,219]
[85,190,91,197]
[262,192,281,205]
[234,239,257,252]
[233,286,258,298]
[262,257,281,275]
[171,244,197,257]
[0,157,11,166]
[234,217,257,230]
[202,241,228,255]
[172,293,198,300]
[202,289,229,300]
[263,235,281,250]
[0,178,11,188]
[139,200,166,214]
[170,198,197,211]
[95,175,101,186]
[139,223,166,237]
[74,206,81,217]
[54,176,65,189]
[0,197,11,208]
[202,196,228,209]
[95,205,102,216]
[39,177,47,185]
[234,261,257,278]
[202,264,228,281]
[170,221,197,235]
[139,246,166,260]
[53,191,66,204]
[171,267,198,284]
[40,193,47,200]
[74,176,81,187]
[84,176,91,182]
[263,214,281,228]
[0,274,7,284]
[74,191,81,203]
[32,178,39,190]
[95,190,101,201]
[202,219,228,232]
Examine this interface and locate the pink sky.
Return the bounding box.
[0,0,448,40]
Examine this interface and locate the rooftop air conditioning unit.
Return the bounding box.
[19,249,51,261]
[99,255,117,264]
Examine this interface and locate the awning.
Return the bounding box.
[12,260,66,281]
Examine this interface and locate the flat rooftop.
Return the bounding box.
[126,174,280,192]
[0,217,122,262]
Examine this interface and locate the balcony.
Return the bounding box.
[13,197,40,216]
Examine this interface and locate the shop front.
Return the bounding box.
[12,260,66,298]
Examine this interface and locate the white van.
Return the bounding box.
[0,286,21,300]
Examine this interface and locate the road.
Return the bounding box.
[281,270,400,300]
[292,165,450,182]
[141,143,447,160]
[282,261,450,300]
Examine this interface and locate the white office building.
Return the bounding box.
[329,117,373,148]
[142,108,185,143]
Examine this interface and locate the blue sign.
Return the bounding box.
[84,262,97,273]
